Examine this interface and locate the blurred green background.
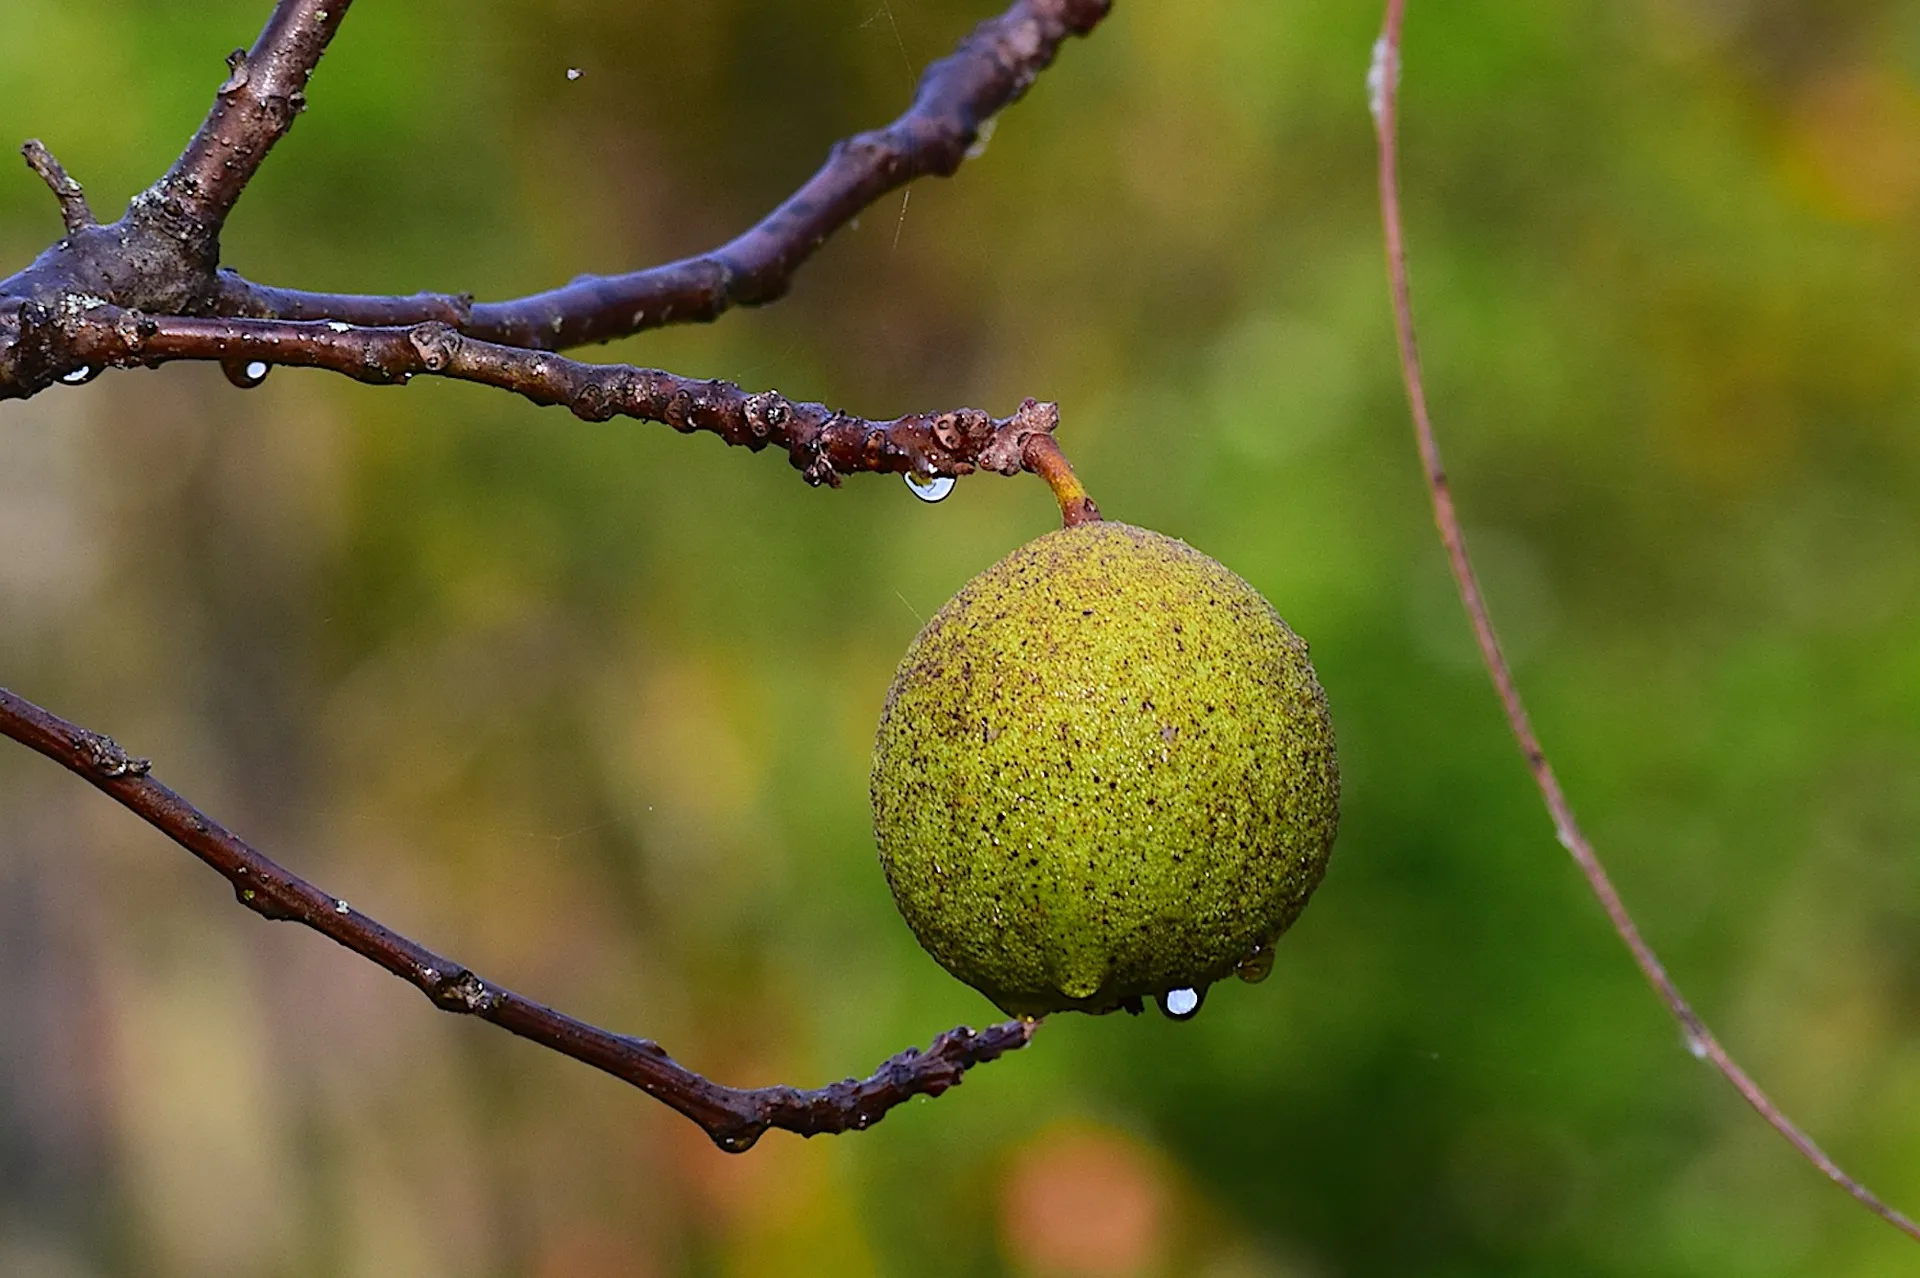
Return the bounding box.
[5,1,1920,1274]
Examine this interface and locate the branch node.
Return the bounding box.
[972,397,1053,475]
[71,730,150,780]
[744,390,791,439]
[407,321,461,371]
[427,968,499,1014]
[570,372,621,422]
[218,49,251,97]
[115,307,154,348]
[803,455,841,487]
[789,427,840,487]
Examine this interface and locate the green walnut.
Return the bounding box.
[870,520,1339,1019]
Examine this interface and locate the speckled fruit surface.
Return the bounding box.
[870,521,1339,1018]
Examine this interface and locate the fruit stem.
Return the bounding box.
[1022,434,1102,528]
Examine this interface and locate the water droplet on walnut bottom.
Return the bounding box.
[1235,941,1276,985]
[1159,986,1204,1020]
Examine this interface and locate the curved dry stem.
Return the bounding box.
[0,686,1035,1151]
[1371,0,1920,1244]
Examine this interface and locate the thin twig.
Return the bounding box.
[57,307,1066,486]
[20,140,94,232]
[214,0,1113,350]
[1370,1,1920,1243]
[0,685,1035,1151]
[149,0,355,236]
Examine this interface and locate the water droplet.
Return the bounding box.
[904,471,955,503]
[1683,1028,1710,1061]
[713,1127,763,1154]
[566,67,583,81]
[1235,941,1276,984]
[964,116,999,161]
[1158,987,1203,1020]
[223,359,270,388]
[59,365,95,385]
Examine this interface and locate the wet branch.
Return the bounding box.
[152,0,356,238]
[57,307,1065,486]
[213,0,1113,350]
[1371,0,1920,1244]
[0,0,1117,527]
[0,686,1036,1151]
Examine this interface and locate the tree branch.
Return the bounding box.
[1370,1,1920,1244]
[149,0,355,240]
[213,0,1113,350]
[54,307,1064,486]
[0,685,1035,1151]
[0,0,1109,401]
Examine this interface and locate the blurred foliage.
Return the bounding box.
[5,0,1920,1274]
